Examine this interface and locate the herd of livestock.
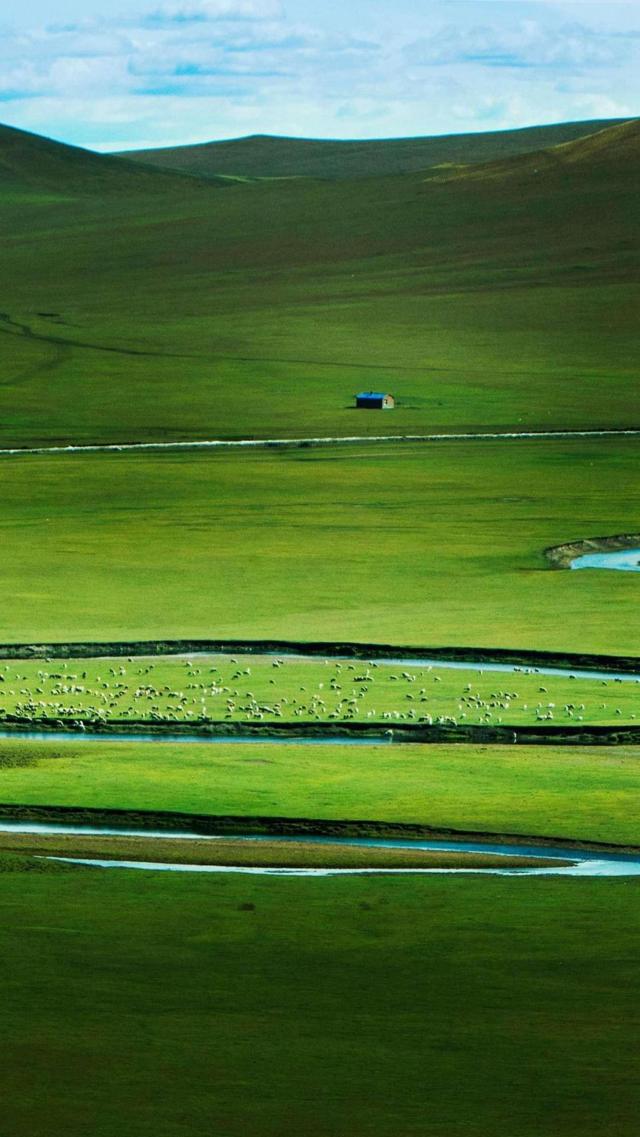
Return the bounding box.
[0,655,635,728]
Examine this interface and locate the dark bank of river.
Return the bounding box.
[1,803,638,856]
[1,718,640,746]
[0,637,639,677]
[546,533,640,570]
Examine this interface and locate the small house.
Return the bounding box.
[355,392,395,410]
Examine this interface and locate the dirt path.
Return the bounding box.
[0,427,639,459]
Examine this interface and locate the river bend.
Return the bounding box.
[2,821,638,878]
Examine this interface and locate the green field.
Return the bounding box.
[1,116,639,1135]
[0,869,638,1137]
[0,439,637,654]
[1,737,639,846]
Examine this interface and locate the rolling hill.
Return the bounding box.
[0,117,637,448]
[112,119,628,180]
[0,121,215,197]
[437,117,640,183]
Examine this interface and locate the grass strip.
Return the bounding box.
[0,650,639,732]
[0,833,566,871]
[1,738,639,848]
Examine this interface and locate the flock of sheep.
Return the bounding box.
[0,655,635,728]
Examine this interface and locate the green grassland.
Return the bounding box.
[0,869,638,1137]
[0,120,637,446]
[2,737,639,846]
[0,439,636,654]
[1,115,639,1136]
[0,652,639,727]
[115,118,625,179]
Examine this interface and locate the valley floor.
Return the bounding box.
[2,867,639,1137]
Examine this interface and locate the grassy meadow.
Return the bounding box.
[1,737,639,846]
[0,438,636,654]
[0,868,638,1137]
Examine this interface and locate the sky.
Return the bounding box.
[0,0,638,151]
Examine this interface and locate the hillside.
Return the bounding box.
[0,117,637,447]
[0,122,214,197]
[113,119,627,180]
[437,117,640,184]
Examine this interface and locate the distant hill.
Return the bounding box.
[0,115,638,446]
[113,120,629,180]
[0,122,214,196]
[436,118,640,184]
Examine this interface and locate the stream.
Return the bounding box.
[2,821,639,878]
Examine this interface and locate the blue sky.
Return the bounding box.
[1,1,638,150]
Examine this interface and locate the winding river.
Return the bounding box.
[3,643,638,861]
[177,648,640,683]
[3,821,639,878]
[0,729,387,746]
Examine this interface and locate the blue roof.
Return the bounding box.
[356,392,387,399]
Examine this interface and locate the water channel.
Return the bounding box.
[571,548,640,572]
[2,821,638,878]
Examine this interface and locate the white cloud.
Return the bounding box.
[571,93,634,118]
[405,19,630,70]
[147,0,282,20]
[0,1,637,147]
